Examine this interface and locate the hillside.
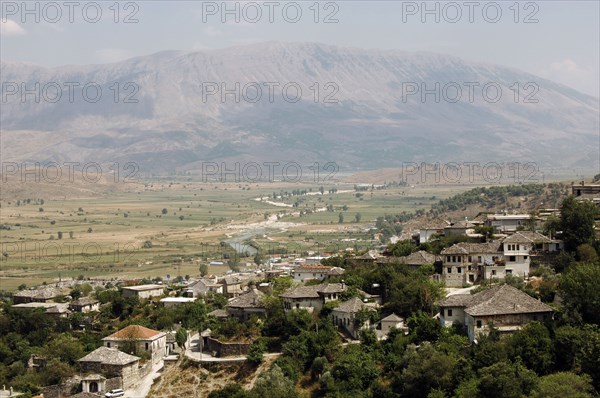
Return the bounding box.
[2,42,598,172]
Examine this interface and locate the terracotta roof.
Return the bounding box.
[441,242,502,255]
[228,288,265,309]
[104,325,162,340]
[439,285,553,317]
[78,346,140,365]
[502,231,553,244]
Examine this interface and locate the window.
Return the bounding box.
[506,269,513,275]
[468,256,472,262]
[524,256,528,260]
[447,309,453,316]
[447,267,452,273]
[509,256,516,262]
[145,342,149,350]
[446,256,451,262]
[452,256,456,263]
[468,266,472,271]
[457,267,462,273]
[478,256,482,263]
[107,342,111,348]
[492,270,497,276]
[476,320,482,328]
[516,245,520,250]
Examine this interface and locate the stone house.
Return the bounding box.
[13,286,63,304]
[226,288,266,321]
[377,313,408,336]
[69,297,100,313]
[441,242,503,287]
[219,276,244,298]
[78,346,140,390]
[418,218,450,243]
[331,297,378,339]
[438,284,553,342]
[280,283,346,313]
[102,325,167,364]
[292,265,343,282]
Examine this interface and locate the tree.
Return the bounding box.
[354,213,362,223]
[407,311,442,344]
[560,196,597,252]
[143,240,153,249]
[199,263,209,276]
[576,244,598,263]
[397,342,457,397]
[477,361,538,398]
[247,339,266,365]
[162,208,168,215]
[559,262,600,324]
[175,327,188,350]
[338,213,344,223]
[57,231,63,239]
[251,364,298,398]
[530,372,594,398]
[69,231,74,239]
[507,322,553,374]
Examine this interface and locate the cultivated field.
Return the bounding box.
[0,174,488,291]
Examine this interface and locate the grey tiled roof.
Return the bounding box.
[333,297,376,314]
[439,285,553,317]
[280,283,346,299]
[381,313,404,322]
[78,346,140,365]
[228,288,265,309]
[502,231,553,244]
[441,242,502,255]
[70,297,99,306]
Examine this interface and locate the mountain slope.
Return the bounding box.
[1,42,598,172]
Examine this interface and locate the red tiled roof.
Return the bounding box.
[105,325,161,340]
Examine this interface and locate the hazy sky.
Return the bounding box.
[1,1,599,96]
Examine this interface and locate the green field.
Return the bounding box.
[0,178,472,291]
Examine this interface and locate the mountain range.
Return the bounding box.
[1,42,598,174]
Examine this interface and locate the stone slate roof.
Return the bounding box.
[394,250,438,266]
[441,242,502,255]
[356,250,381,260]
[446,220,475,229]
[208,309,228,318]
[334,297,376,314]
[78,346,140,365]
[70,297,99,306]
[419,218,450,230]
[381,313,404,322]
[228,288,265,309]
[439,285,553,317]
[104,325,163,340]
[280,283,346,299]
[502,231,553,244]
[14,286,62,299]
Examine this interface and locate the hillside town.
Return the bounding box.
[1,183,599,398]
